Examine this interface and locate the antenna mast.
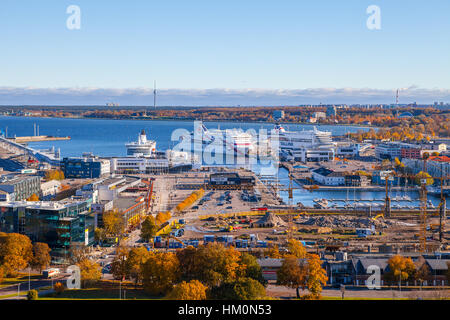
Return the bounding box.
[154,80,157,109]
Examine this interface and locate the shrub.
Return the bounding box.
[53,282,65,295]
[27,290,39,300]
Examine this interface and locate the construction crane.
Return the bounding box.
[286,173,298,240]
[381,167,449,252]
[371,213,384,221]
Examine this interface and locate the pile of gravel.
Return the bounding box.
[297,215,393,229]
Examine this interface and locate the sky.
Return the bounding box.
[0,0,449,106]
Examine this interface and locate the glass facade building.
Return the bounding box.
[0,199,95,264]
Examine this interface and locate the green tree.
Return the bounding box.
[238,252,266,286]
[140,216,158,242]
[232,277,266,300]
[209,278,266,300]
[30,242,51,273]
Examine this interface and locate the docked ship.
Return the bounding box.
[125,129,156,157]
[273,124,335,162]
[191,122,256,156]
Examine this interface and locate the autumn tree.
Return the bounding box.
[126,246,152,286]
[166,280,207,300]
[447,262,450,284]
[30,242,51,273]
[142,252,180,296]
[45,170,65,181]
[69,245,89,264]
[264,245,283,259]
[77,259,101,288]
[183,243,242,288]
[111,245,129,281]
[155,211,171,225]
[276,255,307,299]
[0,265,4,284]
[0,233,33,276]
[415,263,430,287]
[305,254,328,299]
[27,193,39,201]
[94,228,107,244]
[385,255,416,287]
[140,215,158,242]
[415,171,434,186]
[176,245,199,282]
[103,210,125,237]
[54,282,65,295]
[287,239,307,259]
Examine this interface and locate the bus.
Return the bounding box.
[42,268,60,279]
[251,207,268,211]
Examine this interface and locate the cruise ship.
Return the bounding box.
[125,130,156,157]
[273,124,335,162]
[191,122,256,156]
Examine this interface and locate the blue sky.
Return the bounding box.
[0,0,449,105]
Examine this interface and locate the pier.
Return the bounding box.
[8,135,71,143]
[0,136,61,166]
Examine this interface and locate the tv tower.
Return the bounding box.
[395,89,399,105]
[153,81,157,109]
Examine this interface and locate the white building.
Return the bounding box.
[40,180,62,198]
[312,168,345,186]
[375,142,416,160]
[336,144,360,158]
[274,125,335,162]
[110,157,169,174]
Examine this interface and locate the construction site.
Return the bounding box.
[147,167,449,256]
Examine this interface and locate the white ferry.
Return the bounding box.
[125,129,156,157]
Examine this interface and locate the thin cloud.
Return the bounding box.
[0,86,449,106]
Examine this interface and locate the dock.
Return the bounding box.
[8,135,71,143]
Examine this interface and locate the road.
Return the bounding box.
[266,284,450,300]
[0,275,68,300]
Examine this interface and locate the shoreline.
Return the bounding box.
[0,114,376,129]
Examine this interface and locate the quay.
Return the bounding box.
[8,135,71,143]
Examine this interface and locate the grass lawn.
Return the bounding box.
[0,274,42,288]
[40,288,160,300]
[321,296,407,300]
